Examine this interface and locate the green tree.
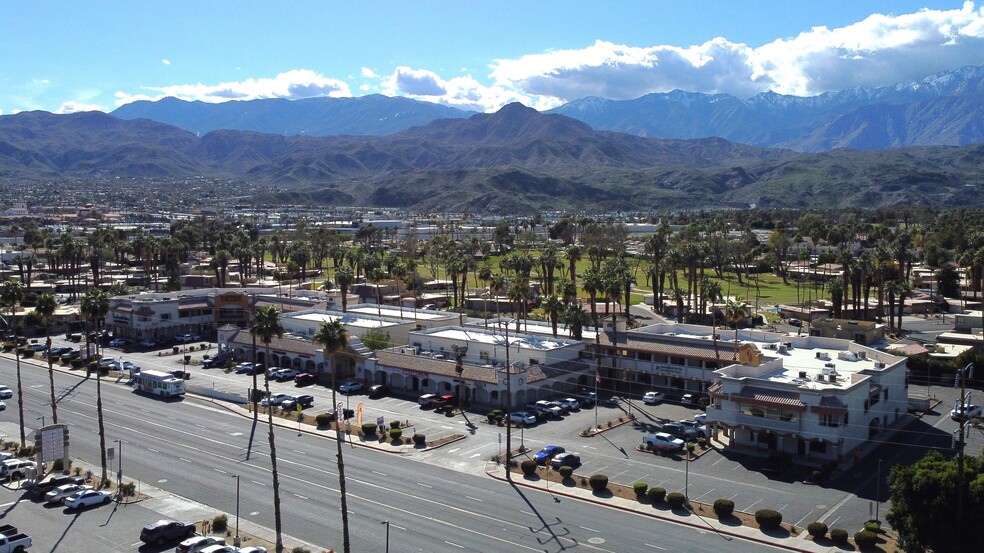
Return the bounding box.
[249,306,285,553]
[80,287,110,481]
[541,294,563,337]
[35,292,60,424]
[313,320,352,553]
[360,327,391,351]
[724,298,748,359]
[335,266,355,313]
[886,450,984,553]
[0,279,27,447]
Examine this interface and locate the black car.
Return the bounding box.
[294,373,317,386]
[139,519,197,545]
[26,474,85,496]
[281,395,315,410]
[368,384,389,399]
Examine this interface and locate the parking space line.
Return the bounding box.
[794,509,815,527]
[214,468,227,474]
[745,498,763,511]
[693,489,715,501]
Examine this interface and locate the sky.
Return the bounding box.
[3,1,984,116]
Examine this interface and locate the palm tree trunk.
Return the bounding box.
[264,343,284,553]
[47,334,58,424]
[15,346,25,448]
[97,369,107,482]
[331,362,352,553]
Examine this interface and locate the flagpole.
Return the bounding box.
[594,369,599,430]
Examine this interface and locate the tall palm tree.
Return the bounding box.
[80,287,110,481]
[313,320,352,553]
[335,266,355,313]
[541,294,563,337]
[1,279,27,447]
[725,298,748,361]
[35,292,59,424]
[250,306,285,553]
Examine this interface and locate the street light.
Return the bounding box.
[114,439,123,490]
[380,520,390,553]
[232,474,241,547]
[875,458,883,522]
[36,416,45,429]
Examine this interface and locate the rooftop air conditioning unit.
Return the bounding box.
[874,361,886,369]
[798,371,808,379]
[857,351,866,359]
[777,344,788,354]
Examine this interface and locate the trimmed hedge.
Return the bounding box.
[361,422,377,435]
[854,530,878,549]
[558,466,574,479]
[647,487,666,503]
[412,433,426,445]
[666,492,686,508]
[806,522,828,538]
[863,521,881,533]
[830,528,848,544]
[588,474,609,492]
[315,413,334,427]
[633,482,648,496]
[754,509,783,530]
[712,498,735,518]
[390,420,402,430]
[521,460,538,475]
[389,428,403,440]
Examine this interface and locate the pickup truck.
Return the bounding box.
[0,524,32,553]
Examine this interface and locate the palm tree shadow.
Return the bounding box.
[245,416,259,460]
[508,481,573,550]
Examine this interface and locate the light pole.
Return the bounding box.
[232,474,241,547]
[36,416,45,429]
[380,520,390,553]
[114,439,123,490]
[875,458,883,522]
[684,446,690,498]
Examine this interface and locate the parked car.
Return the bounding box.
[199,545,237,553]
[643,432,685,453]
[524,403,552,422]
[235,362,255,374]
[64,488,113,509]
[509,411,537,426]
[547,401,570,415]
[642,391,665,405]
[237,548,268,553]
[0,400,5,411]
[140,519,197,545]
[661,422,698,441]
[45,483,93,504]
[368,384,389,398]
[693,413,707,425]
[176,535,226,553]
[294,373,317,386]
[550,452,581,469]
[534,445,565,464]
[175,333,201,343]
[273,369,298,382]
[202,350,232,368]
[678,419,708,438]
[951,403,983,421]
[261,393,294,407]
[0,386,11,399]
[109,338,130,347]
[27,474,85,496]
[556,398,580,411]
[535,400,563,417]
[0,459,36,479]
[787,317,802,327]
[338,380,364,394]
[138,339,157,348]
[280,395,314,410]
[578,392,597,408]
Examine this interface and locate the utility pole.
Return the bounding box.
[502,320,513,481]
[956,363,973,515]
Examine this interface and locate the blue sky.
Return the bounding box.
[3,1,983,115]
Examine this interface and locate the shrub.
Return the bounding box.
[807,522,828,539]
[558,466,574,479]
[53,458,71,471]
[633,482,648,496]
[712,498,735,517]
[830,528,848,544]
[754,509,783,530]
[119,482,136,497]
[315,413,334,427]
[811,470,824,483]
[70,358,83,368]
[666,492,686,508]
[521,460,538,475]
[291,548,312,553]
[647,487,666,503]
[390,420,402,430]
[212,514,228,532]
[412,433,426,445]
[588,474,609,492]
[389,428,403,440]
[697,437,707,448]
[863,521,881,533]
[20,348,35,358]
[361,422,377,435]
[854,530,878,549]
[686,442,696,454]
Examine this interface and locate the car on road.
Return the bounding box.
[273,369,298,382]
[294,373,317,386]
[787,317,802,327]
[109,338,130,347]
[261,393,294,407]
[951,403,983,421]
[642,391,665,405]
[140,519,197,545]
[138,339,157,348]
[235,362,255,374]
[64,488,113,509]
[678,419,708,438]
[534,445,565,464]
[550,452,581,469]
[338,380,364,394]
[45,483,93,504]
[280,395,314,410]
[430,394,456,409]
[661,422,698,441]
[0,385,14,399]
[509,411,537,426]
[643,432,685,453]
[368,384,389,398]
[176,535,226,553]
[535,400,563,417]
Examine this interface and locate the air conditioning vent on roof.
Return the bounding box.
[874,361,886,369]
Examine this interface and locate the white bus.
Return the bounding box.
[133,369,186,398]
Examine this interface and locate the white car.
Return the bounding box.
[261,393,294,407]
[510,411,537,426]
[199,545,237,553]
[176,536,226,553]
[535,400,563,417]
[0,400,5,411]
[557,398,580,411]
[339,380,363,394]
[109,338,130,347]
[678,419,708,438]
[0,385,12,399]
[45,483,93,504]
[237,548,268,553]
[63,488,113,509]
[643,391,665,405]
[951,403,983,421]
[138,339,157,348]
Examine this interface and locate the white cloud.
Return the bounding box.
[114,69,352,106]
[380,66,560,112]
[360,67,377,78]
[161,59,171,65]
[56,101,104,114]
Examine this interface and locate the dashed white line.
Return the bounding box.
[465,496,483,502]
[293,449,306,455]
[294,494,308,500]
[579,525,600,533]
[469,453,482,458]
[448,448,460,453]
[445,541,464,549]
[147,448,160,453]
[372,470,387,476]
[179,458,191,463]
[417,482,433,488]
[645,544,668,550]
[252,480,266,486]
[214,468,227,474]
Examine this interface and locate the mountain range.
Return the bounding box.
[111,65,984,152]
[3,103,983,213]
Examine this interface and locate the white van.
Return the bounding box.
[0,459,36,479]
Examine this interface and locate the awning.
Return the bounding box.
[735,387,807,411]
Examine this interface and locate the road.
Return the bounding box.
[0,355,791,553]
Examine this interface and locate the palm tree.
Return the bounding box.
[250,306,285,553]
[80,287,110,481]
[1,279,27,447]
[35,292,59,424]
[724,298,748,360]
[335,266,355,313]
[581,267,603,329]
[313,320,352,553]
[541,294,563,337]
